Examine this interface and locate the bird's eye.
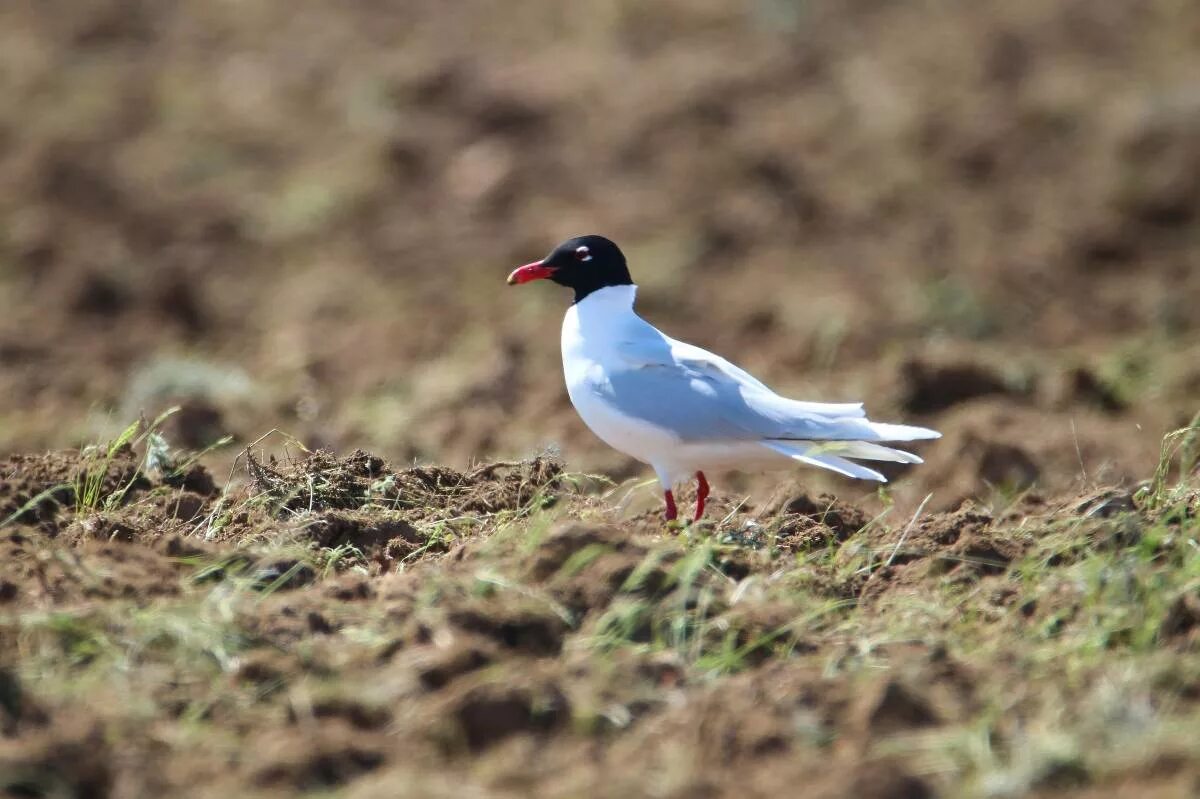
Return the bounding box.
[574,246,592,262]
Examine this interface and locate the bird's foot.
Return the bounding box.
[693,471,710,522]
[663,489,678,524]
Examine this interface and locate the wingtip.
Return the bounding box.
[866,422,943,442]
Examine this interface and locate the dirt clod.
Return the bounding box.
[411,638,497,691]
[0,721,112,799]
[526,523,631,582]
[847,762,935,799]
[900,358,1021,413]
[447,603,567,656]
[859,680,941,736]
[307,510,422,554]
[251,723,385,789]
[1160,594,1200,644]
[0,446,147,529]
[771,492,870,543]
[449,680,570,752]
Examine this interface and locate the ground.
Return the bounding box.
[1,1,1199,797]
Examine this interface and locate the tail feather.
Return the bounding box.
[765,441,888,482]
[828,440,924,464]
[769,412,941,443]
[794,401,866,418]
[797,453,888,482]
[862,421,941,442]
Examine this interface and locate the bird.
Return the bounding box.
[507,235,940,523]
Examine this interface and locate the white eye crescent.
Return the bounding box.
[575,246,592,262]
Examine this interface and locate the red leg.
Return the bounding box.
[694,471,710,521]
[664,489,678,522]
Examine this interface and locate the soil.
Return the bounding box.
[0,442,1197,797]
[1,0,1199,797]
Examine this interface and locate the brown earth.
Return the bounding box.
[1,0,1200,796]
[1,0,1197,506]
[1,442,1199,798]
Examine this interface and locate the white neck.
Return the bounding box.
[562,284,642,366]
[574,284,638,321]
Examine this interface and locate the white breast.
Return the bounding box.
[560,288,678,468]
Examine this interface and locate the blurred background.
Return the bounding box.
[0,0,1197,509]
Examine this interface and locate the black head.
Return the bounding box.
[507,235,633,303]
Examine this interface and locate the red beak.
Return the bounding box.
[507,261,558,285]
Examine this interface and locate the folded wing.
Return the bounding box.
[602,336,936,445]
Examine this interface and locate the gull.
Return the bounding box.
[507,235,940,522]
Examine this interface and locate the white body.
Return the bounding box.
[561,285,939,490]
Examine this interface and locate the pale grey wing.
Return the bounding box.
[666,339,776,394]
[601,326,781,440]
[597,316,926,442]
[670,348,866,419]
[598,350,936,443]
[594,361,804,442]
[612,329,777,394]
[610,330,867,428]
[593,360,875,443]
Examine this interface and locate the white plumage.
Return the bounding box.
[561,285,939,508]
[508,234,939,522]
